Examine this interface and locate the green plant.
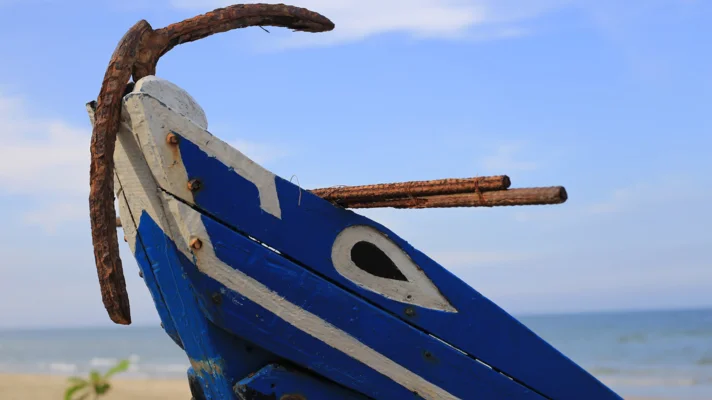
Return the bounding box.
[64,359,130,400]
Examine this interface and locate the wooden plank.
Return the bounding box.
[90,96,278,399]
[133,209,279,396]
[147,193,544,400]
[86,102,181,349]
[125,77,623,400]
[235,364,370,400]
[187,367,207,400]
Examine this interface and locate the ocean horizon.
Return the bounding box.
[1,307,710,399]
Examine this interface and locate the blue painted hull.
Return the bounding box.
[108,77,624,400]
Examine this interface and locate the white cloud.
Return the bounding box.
[227,139,290,165]
[586,175,700,215]
[0,94,91,232]
[511,174,708,224]
[429,250,533,269]
[0,94,90,196]
[23,202,88,234]
[169,0,574,47]
[586,185,640,214]
[0,93,294,232]
[480,140,538,173]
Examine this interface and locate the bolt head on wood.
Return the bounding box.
[166,132,179,144]
[190,238,203,250]
[187,179,202,192]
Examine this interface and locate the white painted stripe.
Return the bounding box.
[112,76,462,399]
[125,77,282,219]
[163,195,461,400]
[85,101,168,252]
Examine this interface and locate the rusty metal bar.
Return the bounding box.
[90,4,335,325]
[342,187,568,209]
[310,175,511,204]
[115,185,566,227]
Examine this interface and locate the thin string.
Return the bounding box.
[473,176,485,204]
[290,175,302,206]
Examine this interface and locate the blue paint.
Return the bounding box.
[187,367,207,400]
[177,210,544,399]
[132,240,182,349]
[235,363,370,400]
[134,212,280,399]
[171,132,623,400]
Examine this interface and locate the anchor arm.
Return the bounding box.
[89,4,334,325]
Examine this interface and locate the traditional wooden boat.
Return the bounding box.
[85,4,624,399]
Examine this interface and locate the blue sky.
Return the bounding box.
[0,0,709,328]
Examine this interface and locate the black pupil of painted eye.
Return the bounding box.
[350,241,408,281]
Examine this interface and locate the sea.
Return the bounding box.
[0,308,710,399]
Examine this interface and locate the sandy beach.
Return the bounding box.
[0,373,672,400]
[0,374,191,400]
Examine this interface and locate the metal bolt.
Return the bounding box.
[166,132,179,144]
[138,270,144,278]
[190,238,203,250]
[405,307,416,317]
[187,178,202,192]
[211,292,222,305]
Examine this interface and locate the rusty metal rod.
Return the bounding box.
[310,175,511,204]
[343,187,568,209]
[115,186,567,227]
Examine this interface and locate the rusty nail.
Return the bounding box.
[123,236,127,242]
[166,132,179,144]
[187,179,202,192]
[211,292,222,305]
[280,395,306,400]
[405,307,416,317]
[190,238,203,250]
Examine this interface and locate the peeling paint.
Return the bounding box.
[190,357,225,379]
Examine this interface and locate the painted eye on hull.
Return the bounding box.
[351,241,409,282]
[332,225,457,313]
